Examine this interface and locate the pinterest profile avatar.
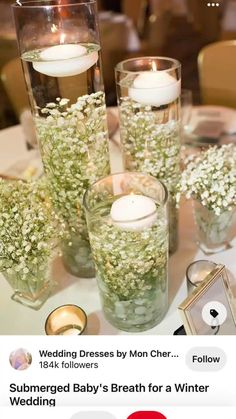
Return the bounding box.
[9,348,32,371]
[127,411,167,419]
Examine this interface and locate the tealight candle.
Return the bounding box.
[110,194,157,231]
[129,71,180,107]
[186,260,217,294]
[45,304,87,335]
[33,44,98,77]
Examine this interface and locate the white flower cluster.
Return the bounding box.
[179,144,236,215]
[0,179,59,280]
[119,98,180,193]
[36,92,110,238]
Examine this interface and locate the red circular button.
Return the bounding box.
[127,411,167,419]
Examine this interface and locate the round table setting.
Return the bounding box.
[0,108,236,336]
[1,1,236,336]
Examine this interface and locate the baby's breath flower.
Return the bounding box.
[179,144,236,214]
[0,178,61,280]
[36,92,110,239]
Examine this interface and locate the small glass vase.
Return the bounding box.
[3,259,53,310]
[84,172,169,332]
[13,1,110,278]
[115,57,181,254]
[193,200,236,254]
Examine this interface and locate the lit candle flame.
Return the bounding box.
[152,61,158,72]
[60,33,66,44]
[51,24,58,33]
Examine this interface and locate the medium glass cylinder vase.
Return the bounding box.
[115,57,181,254]
[84,172,169,332]
[12,1,110,278]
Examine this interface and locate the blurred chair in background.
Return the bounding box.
[1,58,29,119]
[0,39,19,128]
[0,1,19,127]
[198,40,236,108]
[221,0,236,40]
[1,58,38,149]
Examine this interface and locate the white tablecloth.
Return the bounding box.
[0,121,236,335]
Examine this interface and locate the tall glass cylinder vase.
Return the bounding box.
[12,1,110,278]
[115,57,181,254]
[84,172,169,332]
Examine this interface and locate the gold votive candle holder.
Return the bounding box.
[186,260,217,295]
[45,304,87,335]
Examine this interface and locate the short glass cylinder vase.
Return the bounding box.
[0,177,57,310]
[193,200,236,254]
[3,260,53,310]
[84,172,169,332]
[13,1,110,278]
[115,57,181,254]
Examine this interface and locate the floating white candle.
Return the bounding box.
[129,70,180,107]
[110,194,157,231]
[33,44,98,77]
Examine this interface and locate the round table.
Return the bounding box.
[0,122,235,335]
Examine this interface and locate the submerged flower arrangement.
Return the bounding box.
[36,91,110,230]
[0,178,60,307]
[88,209,168,332]
[120,99,180,191]
[179,144,236,215]
[119,98,180,253]
[35,91,110,276]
